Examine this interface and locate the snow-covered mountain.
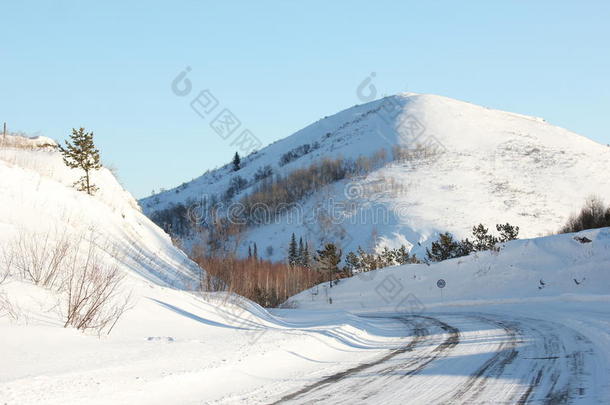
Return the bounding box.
[141,93,610,260]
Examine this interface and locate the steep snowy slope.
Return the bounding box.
[0,135,199,287]
[141,93,610,260]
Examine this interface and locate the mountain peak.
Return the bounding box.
[142,95,610,260]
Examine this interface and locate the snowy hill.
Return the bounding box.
[140,93,610,260]
[290,227,610,310]
[0,134,199,287]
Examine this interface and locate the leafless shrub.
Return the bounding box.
[391,143,443,162]
[0,132,57,150]
[0,293,21,321]
[61,240,132,335]
[8,230,72,289]
[4,230,132,334]
[0,247,13,286]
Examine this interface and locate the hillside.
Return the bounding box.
[141,93,610,260]
[0,134,199,287]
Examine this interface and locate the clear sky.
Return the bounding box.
[2,1,609,198]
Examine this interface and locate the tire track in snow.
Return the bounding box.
[510,317,594,405]
[431,314,595,405]
[269,313,597,404]
[444,316,521,404]
[271,315,459,404]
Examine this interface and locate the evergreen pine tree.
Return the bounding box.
[344,251,360,275]
[357,246,378,271]
[253,243,258,260]
[496,223,519,242]
[248,245,252,259]
[232,152,241,171]
[59,127,102,195]
[471,224,498,251]
[302,242,310,268]
[288,233,298,267]
[297,237,304,265]
[426,232,462,262]
[315,243,342,287]
[395,246,411,265]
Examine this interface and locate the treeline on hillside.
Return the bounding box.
[150,143,442,238]
[344,245,421,274]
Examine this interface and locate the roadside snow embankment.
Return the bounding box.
[291,227,610,311]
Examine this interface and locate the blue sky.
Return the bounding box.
[2,1,609,198]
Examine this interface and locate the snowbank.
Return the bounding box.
[291,228,610,311]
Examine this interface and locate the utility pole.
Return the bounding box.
[2,122,6,139]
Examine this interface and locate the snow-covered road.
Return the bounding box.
[2,292,609,404]
[273,311,604,404]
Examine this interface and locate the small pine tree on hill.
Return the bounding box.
[59,127,102,195]
[496,223,519,242]
[471,224,498,251]
[232,152,241,171]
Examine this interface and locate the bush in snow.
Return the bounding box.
[223,175,248,201]
[560,196,610,234]
[61,241,131,334]
[149,203,191,237]
[7,230,72,289]
[278,142,320,166]
[252,165,273,182]
[3,230,132,334]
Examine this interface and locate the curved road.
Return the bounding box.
[272,313,599,404]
